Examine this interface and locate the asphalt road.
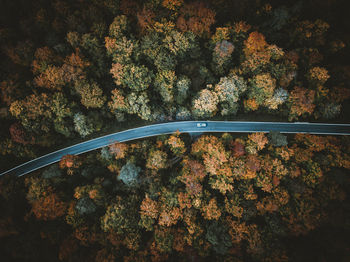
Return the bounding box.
[1,121,350,177]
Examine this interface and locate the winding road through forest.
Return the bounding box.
[1,121,350,177]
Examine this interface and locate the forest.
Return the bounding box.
[0,0,350,261]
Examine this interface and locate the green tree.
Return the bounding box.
[101,195,140,235]
[155,70,176,103]
[206,220,232,255]
[126,92,153,120]
[175,75,190,104]
[74,80,106,109]
[73,113,94,138]
[118,161,141,186]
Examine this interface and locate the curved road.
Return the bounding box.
[1,121,350,177]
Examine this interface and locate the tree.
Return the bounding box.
[105,36,136,64]
[109,15,129,38]
[292,19,329,46]
[137,7,156,34]
[175,75,190,104]
[268,131,288,147]
[31,46,59,74]
[31,193,67,220]
[241,31,272,73]
[126,92,153,121]
[154,70,176,103]
[248,73,276,109]
[307,66,330,85]
[73,113,94,138]
[162,0,184,12]
[139,194,159,231]
[265,88,288,110]
[246,133,268,154]
[179,158,206,195]
[120,64,153,91]
[101,195,140,235]
[205,221,232,255]
[163,30,195,59]
[9,93,55,133]
[166,133,186,155]
[231,139,246,157]
[215,74,247,115]
[244,31,268,56]
[74,80,106,109]
[175,106,191,120]
[321,103,341,119]
[146,150,168,170]
[109,142,128,159]
[108,88,127,120]
[0,79,22,106]
[118,161,141,186]
[176,2,216,37]
[75,197,97,215]
[34,65,65,90]
[201,198,221,220]
[192,88,219,118]
[9,91,74,136]
[61,49,90,83]
[25,177,52,204]
[59,155,82,171]
[212,40,234,75]
[288,86,315,121]
[9,123,34,145]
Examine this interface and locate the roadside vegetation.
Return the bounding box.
[1,132,350,261]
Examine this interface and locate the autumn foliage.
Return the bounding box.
[1,1,350,261]
[176,2,215,37]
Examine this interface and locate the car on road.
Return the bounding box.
[196,123,207,128]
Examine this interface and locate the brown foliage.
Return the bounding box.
[31,46,59,74]
[289,86,315,120]
[146,150,168,170]
[59,154,82,170]
[140,195,159,219]
[166,134,186,155]
[244,31,268,56]
[176,2,215,37]
[9,123,34,145]
[110,63,124,85]
[179,159,206,195]
[74,226,99,246]
[137,7,155,34]
[109,142,128,159]
[177,192,192,210]
[158,207,182,227]
[201,198,221,220]
[172,228,186,252]
[246,132,268,154]
[32,193,67,220]
[230,139,246,157]
[34,65,65,90]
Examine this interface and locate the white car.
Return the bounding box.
[196,123,207,128]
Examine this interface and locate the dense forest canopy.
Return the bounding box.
[0,0,350,261]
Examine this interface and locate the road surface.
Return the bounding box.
[1,121,350,177]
